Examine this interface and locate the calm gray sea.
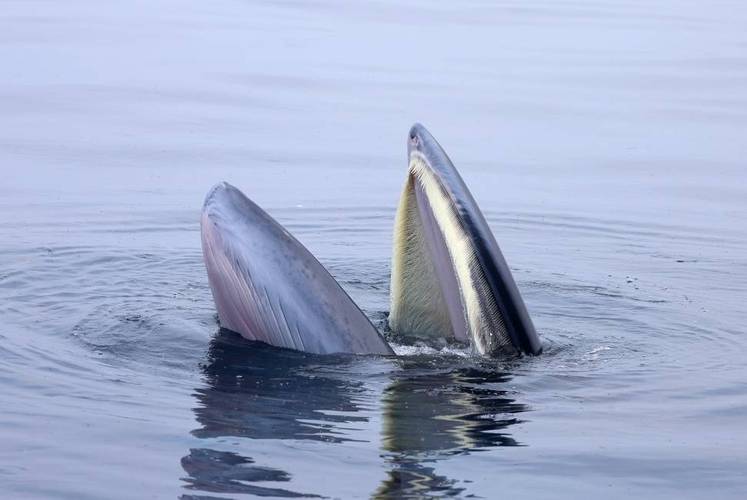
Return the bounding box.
[1,0,746,498]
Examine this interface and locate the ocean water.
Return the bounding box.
[1,0,746,498]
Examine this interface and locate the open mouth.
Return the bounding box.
[390,124,542,356]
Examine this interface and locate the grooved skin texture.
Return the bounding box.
[389,175,454,339]
[390,156,511,355]
[201,182,393,355]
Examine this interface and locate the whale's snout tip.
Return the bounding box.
[408,123,427,154]
[203,181,237,210]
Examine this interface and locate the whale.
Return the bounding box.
[389,124,542,356]
[201,124,541,357]
[201,182,393,355]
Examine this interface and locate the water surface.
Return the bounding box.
[1,0,746,498]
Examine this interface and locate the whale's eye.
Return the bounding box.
[410,133,419,146]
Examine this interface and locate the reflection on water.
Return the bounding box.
[184,329,371,497]
[377,359,527,498]
[382,363,525,453]
[191,329,369,443]
[184,330,528,498]
[181,448,318,499]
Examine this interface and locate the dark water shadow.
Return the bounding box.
[181,328,372,498]
[375,356,529,498]
[191,329,372,443]
[180,448,316,499]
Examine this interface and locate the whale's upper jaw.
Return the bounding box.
[391,124,542,356]
[201,182,394,355]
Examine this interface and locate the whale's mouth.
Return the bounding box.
[389,124,542,356]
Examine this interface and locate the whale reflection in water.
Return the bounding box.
[181,447,319,499]
[181,330,529,498]
[376,357,528,498]
[190,329,370,443]
[181,329,370,498]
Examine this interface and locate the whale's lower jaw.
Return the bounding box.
[389,124,542,357]
[201,182,393,356]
